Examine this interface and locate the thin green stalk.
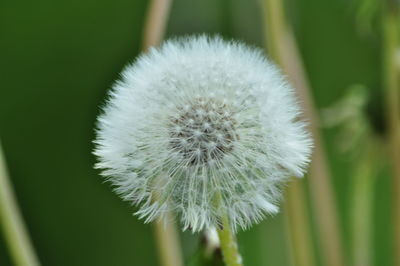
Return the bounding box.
[382,4,400,266]
[350,141,378,266]
[0,141,40,266]
[217,214,243,266]
[260,1,344,266]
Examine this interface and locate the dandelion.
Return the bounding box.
[94,36,312,233]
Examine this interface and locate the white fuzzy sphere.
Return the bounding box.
[94,36,312,232]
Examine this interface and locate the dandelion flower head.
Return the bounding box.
[94,36,312,232]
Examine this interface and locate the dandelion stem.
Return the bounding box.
[217,214,243,266]
[260,1,344,266]
[0,141,40,266]
[382,4,400,265]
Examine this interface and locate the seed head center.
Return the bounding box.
[169,97,238,165]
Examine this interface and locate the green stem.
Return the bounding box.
[0,141,40,266]
[217,214,243,266]
[382,5,400,266]
[350,141,378,266]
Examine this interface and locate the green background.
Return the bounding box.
[0,0,389,265]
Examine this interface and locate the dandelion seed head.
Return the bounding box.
[94,35,312,232]
[169,97,238,165]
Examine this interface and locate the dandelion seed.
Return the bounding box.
[94,36,312,232]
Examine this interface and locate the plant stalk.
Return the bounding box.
[217,214,243,266]
[382,5,400,266]
[350,141,378,266]
[142,0,173,50]
[260,1,344,266]
[141,1,184,266]
[284,179,316,266]
[0,141,40,266]
[153,216,184,266]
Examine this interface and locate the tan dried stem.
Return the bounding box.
[142,0,173,50]
[0,141,40,266]
[284,180,316,266]
[153,217,184,266]
[141,1,183,266]
[260,1,345,266]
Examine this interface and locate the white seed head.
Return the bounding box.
[94,36,312,232]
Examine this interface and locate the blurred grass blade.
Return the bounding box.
[260,1,345,266]
[0,141,40,266]
[382,4,400,266]
[142,1,184,266]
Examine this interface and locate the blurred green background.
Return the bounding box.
[0,0,390,265]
